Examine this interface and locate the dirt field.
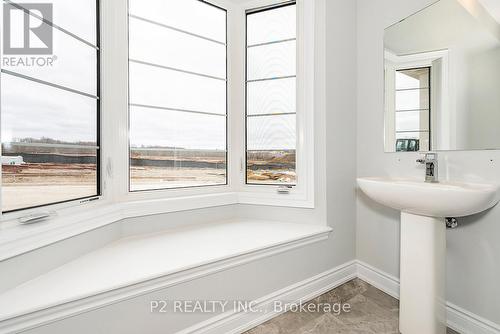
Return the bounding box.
[2,163,97,212]
[130,166,226,191]
[1,158,294,211]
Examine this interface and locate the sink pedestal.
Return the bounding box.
[399,212,446,334]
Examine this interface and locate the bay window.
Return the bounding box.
[0,0,314,221]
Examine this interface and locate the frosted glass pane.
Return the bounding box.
[396,110,429,132]
[247,4,296,45]
[129,17,226,79]
[396,89,429,111]
[247,41,296,80]
[247,77,295,115]
[129,62,226,115]
[247,114,296,150]
[130,106,226,150]
[1,74,97,144]
[3,28,97,95]
[11,0,97,45]
[129,0,226,44]
[396,68,429,90]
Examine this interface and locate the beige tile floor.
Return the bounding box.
[245,279,459,334]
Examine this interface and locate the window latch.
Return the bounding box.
[18,211,54,225]
[277,186,292,195]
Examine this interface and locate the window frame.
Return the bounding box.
[384,49,449,153]
[126,0,232,201]
[244,1,297,187]
[394,66,432,152]
[236,0,315,208]
[0,0,102,216]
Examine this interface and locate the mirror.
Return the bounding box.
[384,0,500,152]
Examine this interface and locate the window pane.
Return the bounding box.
[247,150,296,185]
[396,110,429,132]
[246,3,296,186]
[1,74,98,212]
[129,16,226,79]
[247,40,296,81]
[396,89,429,111]
[128,0,227,192]
[1,75,97,146]
[10,0,97,46]
[3,28,97,96]
[247,114,296,151]
[130,106,226,149]
[396,68,429,90]
[396,132,430,152]
[130,106,226,191]
[247,4,296,45]
[2,147,97,212]
[247,114,296,184]
[247,77,295,115]
[129,0,226,44]
[129,61,226,115]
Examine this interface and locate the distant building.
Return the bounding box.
[2,156,24,165]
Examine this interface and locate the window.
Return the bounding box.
[1,0,100,213]
[245,2,296,185]
[128,0,227,192]
[395,67,431,152]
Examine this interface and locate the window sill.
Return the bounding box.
[0,192,239,262]
[0,219,332,333]
[0,188,317,261]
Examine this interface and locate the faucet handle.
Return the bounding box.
[417,153,437,164]
[416,153,428,164]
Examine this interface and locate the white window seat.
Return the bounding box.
[0,219,331,333]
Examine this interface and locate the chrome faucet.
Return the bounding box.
[416,153,438,183]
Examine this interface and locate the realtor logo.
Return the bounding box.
[3,3,53,55]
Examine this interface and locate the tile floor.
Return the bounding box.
[245,278,459,334]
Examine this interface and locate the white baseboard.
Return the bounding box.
[355,260,500,334]
[179,261,358,334]
[446,302,500,334]
[180,260,500,334]
[356,260,400,299]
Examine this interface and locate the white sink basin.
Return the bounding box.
[357,176,499,334]
[357,177,499,217]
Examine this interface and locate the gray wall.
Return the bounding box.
[10,0,360,333]
[356,0,500,324]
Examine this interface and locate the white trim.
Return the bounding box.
[447,302,500,334]
[1,258,499,334]
[355,260,500,334]
[178,261,357,334]
[233,0,316,208]
[356,260,400,299]
[0,226,332,334]
[0,192,239,262]
[383,49,450,153]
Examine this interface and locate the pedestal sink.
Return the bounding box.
[357,177,499,334]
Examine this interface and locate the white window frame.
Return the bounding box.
[106,0,238,205]
[0,0,316,256]
[0,0,103,221]
[384,50,450,152]
[234,0,315,208]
